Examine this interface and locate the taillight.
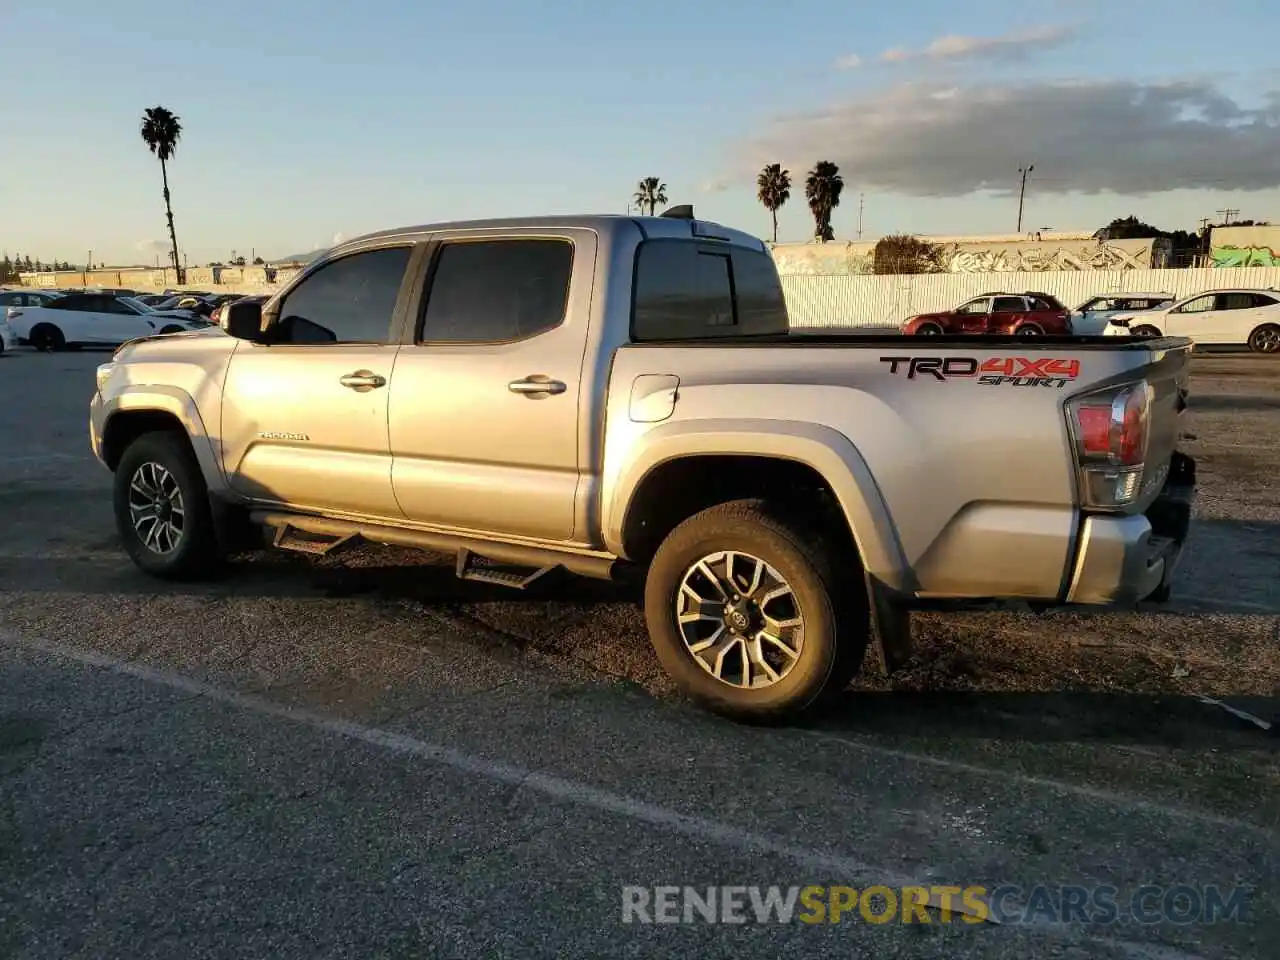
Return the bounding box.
[1067,383,1153,508]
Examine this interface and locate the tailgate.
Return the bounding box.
[1136,338,1193,496]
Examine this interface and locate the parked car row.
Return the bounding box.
[0,286,267,352]
[902,287,1280,352]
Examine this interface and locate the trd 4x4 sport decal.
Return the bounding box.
[880,356,1081,388]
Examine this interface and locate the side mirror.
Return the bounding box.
[222,300,265,341]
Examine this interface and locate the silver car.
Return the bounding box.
[1072,293,1174,336]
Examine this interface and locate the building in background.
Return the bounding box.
[770,231,1169,277]
[1208,224,1280,268]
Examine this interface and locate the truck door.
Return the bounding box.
[388,230,594,543]
[220,244,415,518]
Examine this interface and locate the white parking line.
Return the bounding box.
[2,632,979,915]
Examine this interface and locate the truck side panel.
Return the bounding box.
[602,342,1173,600]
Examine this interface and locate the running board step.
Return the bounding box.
[272,524,356,556]
[455,548,554,590]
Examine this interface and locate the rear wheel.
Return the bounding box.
[1248,324,1280,354]
[915,322,944,336]
[1015,324,1043,337]
[113,431,223,580]
[643,499,869,723]
[30,324,65,352]
[1130,324,1161,338]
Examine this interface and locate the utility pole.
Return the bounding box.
[1215,208,1239,225]
[857,193,865,240]
[1016,164,1034,233]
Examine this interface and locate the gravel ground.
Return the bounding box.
[0,346,1275,959]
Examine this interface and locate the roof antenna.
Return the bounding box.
[660,204,694,220]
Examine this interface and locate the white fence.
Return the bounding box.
[779,267,1280,329]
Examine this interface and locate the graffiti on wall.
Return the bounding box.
[1211,245,1280,268]
[945,242,1154,273]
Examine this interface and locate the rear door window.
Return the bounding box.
[993,297,1025,313]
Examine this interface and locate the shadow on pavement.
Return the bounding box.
[815,688,1278,751]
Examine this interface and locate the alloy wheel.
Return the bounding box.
[675,551,804,689]
[127,461,186,554]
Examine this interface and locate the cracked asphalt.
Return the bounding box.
[0,347,1276,959]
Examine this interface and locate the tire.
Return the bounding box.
[1014,324,1043,337]
[113,431,223,580]
[643,499,869,723]
[1247,324,1280,354]
[915,322,944,336]
[30,324,65,352]
[160,324,185,335]
[1130,325,1161,338]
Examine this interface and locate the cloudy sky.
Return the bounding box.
[5,0,1279,263]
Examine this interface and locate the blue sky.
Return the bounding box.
[6,0,1280,265]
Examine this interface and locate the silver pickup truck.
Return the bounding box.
[90,210,1196,720]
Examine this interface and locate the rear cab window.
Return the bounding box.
[631,240,788,340]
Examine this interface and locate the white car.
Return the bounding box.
[7,292,212,351]
[0,315,13,354]
[1071,293,1174,336]
[1107,288,1280,352]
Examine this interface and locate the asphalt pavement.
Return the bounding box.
[0,347,1276,959]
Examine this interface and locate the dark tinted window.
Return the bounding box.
[1219,293,1254,311]
[993,296,1025,312]
[47,295,92,311]
[730,249,788,332]
[632,240,787,340]
[418,239,573,343]
[275,246,411,344]
[1252,293,1278,307]
[0,293,18,306]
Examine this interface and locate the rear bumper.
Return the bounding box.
[1066,452,1196,605]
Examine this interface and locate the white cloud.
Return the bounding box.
[699,178,732,193]
[834,53,862,70]
[877,24,1076,64]
[737,77,1280,197]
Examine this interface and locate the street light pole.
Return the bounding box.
[1017,164,1035,233]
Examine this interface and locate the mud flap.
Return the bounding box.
[865,572,913,674]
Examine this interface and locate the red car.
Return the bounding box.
[901,291,1072,337]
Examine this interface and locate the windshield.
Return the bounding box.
[119,297,155,314]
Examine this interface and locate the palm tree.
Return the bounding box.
[804,161,844,242]
[140,106,185,283]
[756,164,792,243]
[633,177,669,216]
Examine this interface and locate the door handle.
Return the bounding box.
[508,375,566,397]
[339,370,387,391]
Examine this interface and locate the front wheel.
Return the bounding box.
[1130,324,1161,338]
[1014,324,1043,337]
[159,324,186,335]
[1248,324,1280,354]
[113,431,223,580]
[915,322,944,336]
[643,499,869,722]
